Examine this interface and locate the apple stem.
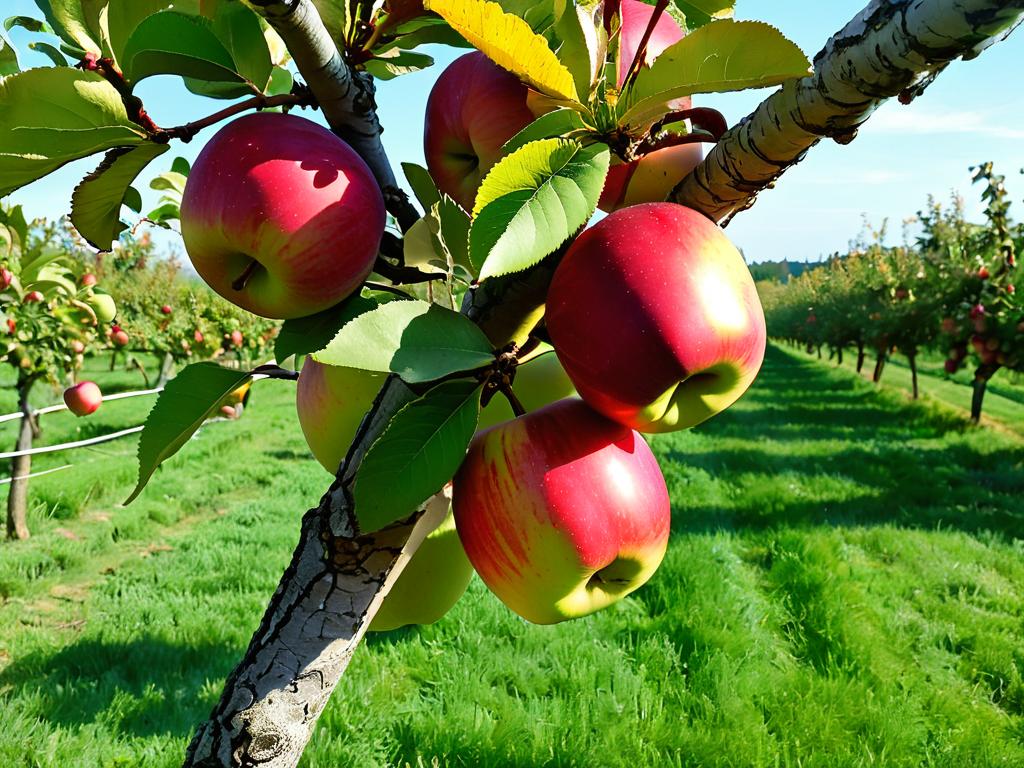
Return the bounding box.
[621,0,670,96]
[501,383,527,418]
[231,259,259,292]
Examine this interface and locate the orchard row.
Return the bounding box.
[759,163,1022,421]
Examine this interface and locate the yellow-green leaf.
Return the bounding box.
[424,0,579,102]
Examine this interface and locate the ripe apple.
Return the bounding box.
[112,329,129,347]
[369,502,474,632]
[453,399,670,624]
[87,293,117,324]
[295,357,388,473]
[6,318,15,334]
[63,380,102,416]
[160,304,172,315]
[229,330,244,348]
[545,203,766,433]
[477,346,577,431]
[180,112,385,319]
[978,266,990,279]
[24,290,44,303]
[423,51,536,212]
[194,330,204,343]
[70,340,85,354]
[0,267,12,289]
[80,273,97,287]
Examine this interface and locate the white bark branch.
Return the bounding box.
[671,0,1024,222]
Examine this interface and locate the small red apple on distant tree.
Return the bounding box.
[194,330,204,343]
[180,112,386,319]
[160,304,172,315]
[63,381,102,417]
[453,399,671,624]
[80,273,97,287]
[5,318,15,334]
[0,267,12,289]
[423,51,536,212]
[546,203,766,433]
[230,330,244,348]
[70,340,85,354]
[24,290,44,303]
[112,329,129,347]
[978,266,990,279]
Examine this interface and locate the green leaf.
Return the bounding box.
[150,170,188,196]
[0,68,145,197]
[313,300,494,383]
[0,29,19,76]
[144,202,180,226]
[502,108,592,154]
[170,156,191,176]
[123,185,142,213]
[383,16,470,51]
[404,196,474,281]
[102,0,200,68]
[209,0,272,91]
[126,363,252,504]
[121,11,246,87]
[312,0,349,44]
[672,0,735,30]
[470,139,608,280]
[364,49,434,80]
[71,142,169,251]
[32,0,101,54]
[402,162,442,212]
[5,15,54,33]
[265,65,293,96]
[620,20,811,129]
[274,294,378,365]
[353,379,480,533]
[28,40,68,66]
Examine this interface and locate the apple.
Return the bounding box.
[230,330,244,348]
[112,329,129,347]
[80,273,97,287]
[63,381,102,416]
[160,304,172,315]
[978,266,990,279]
[476,345,577,431]
[369,502,474,632]
[423,51,536,212]
[87,293,117,324]
[24,290,44,303]
[5,318,15,334]
[295,358,388,473]
[545,203,766,433]
[180,112,385,319]
[944,359,959,374]
[453,399,670,624]
[70,340,85,354]
[194,330,204,343]
[0,267,12,289]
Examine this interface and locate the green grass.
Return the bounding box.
[2,345,1024,767]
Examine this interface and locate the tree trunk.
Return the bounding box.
[6,381,38,540]
[908,351,919,399]
[109,349,118,371]
[183,0,1024,765]
[856,342,865,374]
[873,351,887,383]
[156,352,175,388]
[837,346,844,366]
[816,345,822,359]
[971,366,1000,422]
[132,356,151,388]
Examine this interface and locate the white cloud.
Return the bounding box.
[865,106,1024,140]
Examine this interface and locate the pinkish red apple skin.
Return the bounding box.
[453,399,670,625]
[545,204,766,433]
[64,381,102,417]
[180,112,385,320]
[616,0,686,87]
[423,51,536,212]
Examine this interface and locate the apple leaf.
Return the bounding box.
[402,161,442,212]
[102,0,201,69]
[123,185,142,213]
[502,109,593,154]
[379,16,470,51]
[424,0,579,103]
[31,0,101,54]
[29,41,69,66]
[312,0,349,45]
[313,300,494,383]
[71,141,170,251]
[353,379,481,533]
[620,20,811,130]
[126,363,252,505]
[274,294,379,365]
[672,0,735,30]
[5,16,55,34]
[121,12,248,88]
[0,68,146,197]
[404,197,474,281]
[364,49,434,80]
[0,29,19,76]
[470,138,608,280]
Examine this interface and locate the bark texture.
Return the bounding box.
[6,382,38,541]
[182,0,1024,765]
[671,0,1024,222]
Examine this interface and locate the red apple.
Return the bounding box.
[70,340,85,354]
[0,267,12,289]
[978,266,990,279]
[546,203,766,433]
[24,290,44,303]
[180,112,385,319]
[423,51,536,212]
[5,318,15,334]
[453,399,670,624]
[230,330,244,348]
[112,329,129,347]
[194,330,204,343]
[160,304,172,315]
[80,273,97,287]
[63,381,102,417]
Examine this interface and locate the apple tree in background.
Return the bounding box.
[1,0,1022,764]
[1,205,119,539]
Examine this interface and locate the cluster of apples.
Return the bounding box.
[171,16,765,628]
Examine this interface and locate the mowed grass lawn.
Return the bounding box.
[1,344,1023,767]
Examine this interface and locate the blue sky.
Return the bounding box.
[4,0,1024,264]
